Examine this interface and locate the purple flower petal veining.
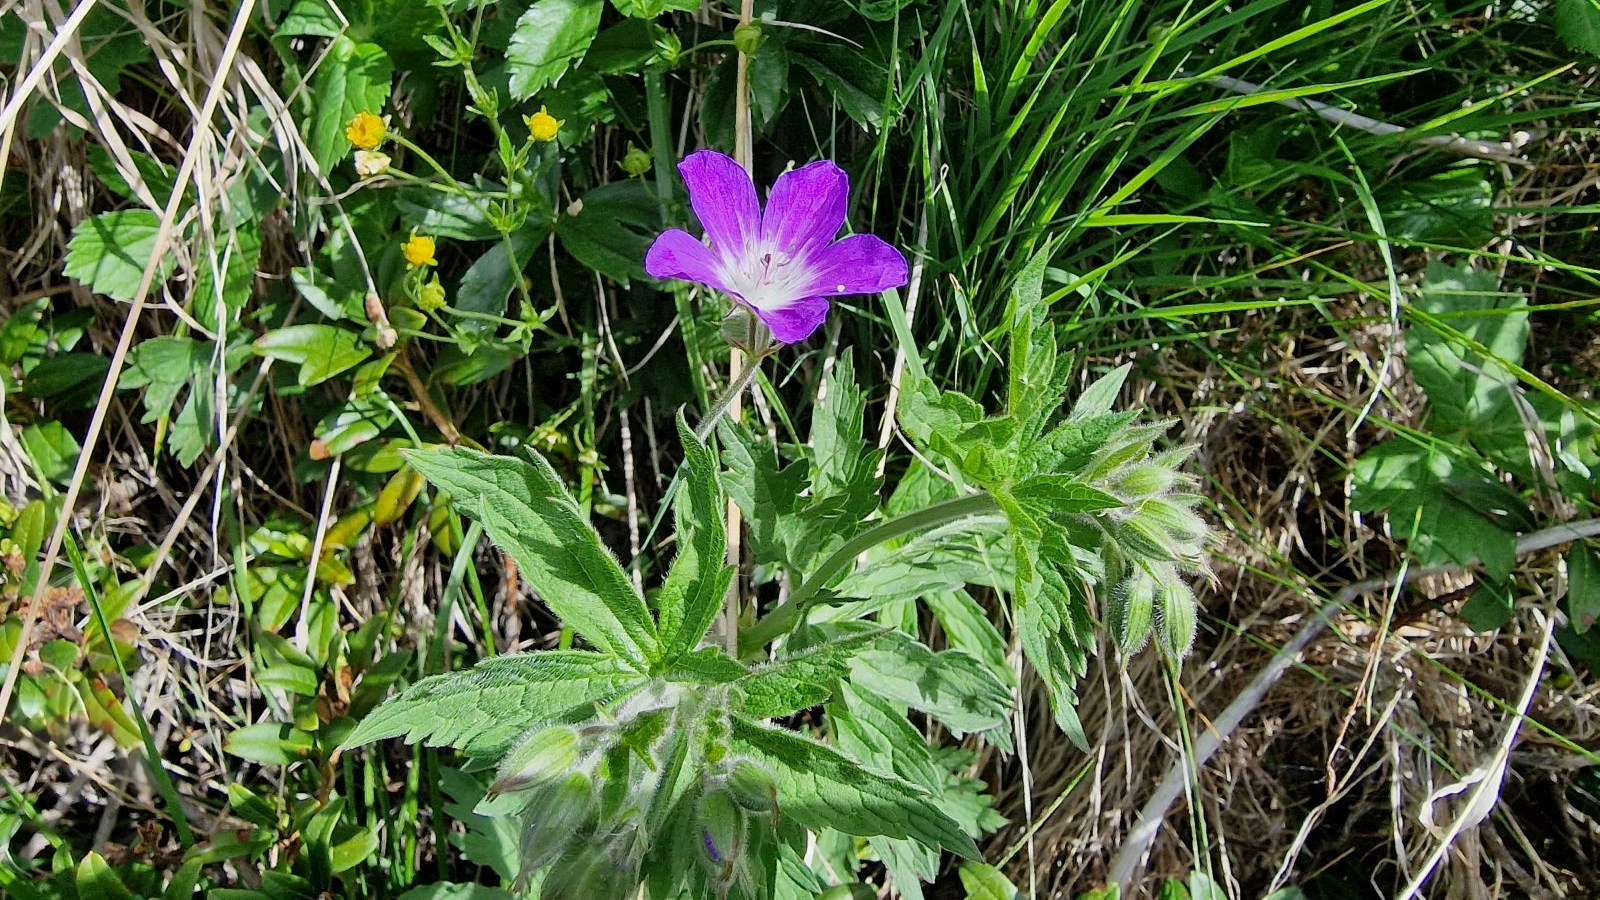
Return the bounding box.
[644,149,909,344]
[796,233,910,298]
[679,150,761,254]
[644,228,734,296]
[760,160,848,259]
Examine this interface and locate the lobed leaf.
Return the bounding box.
[657,413,732,660]
[406,446,660,664]
[341,651,643,757]
[730,716,979,859]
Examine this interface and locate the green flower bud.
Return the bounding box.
[696,786,748,886]
[417,276,447,312]
[720,305,774,355]
[619,142,652,177]
[1155,577,1197,659]
[1136,497,1206,546]
[492,724,579,797]
[538,836,637,900]
[1119,513,1179,563]
[1111,463,1176,499]
[725,759,777,814]
[733,21,764,57]
[515,771,596,875]
[654,30,682,66]
[1106,567,1157,657]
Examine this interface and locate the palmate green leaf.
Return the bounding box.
[405,447,660,664]
[830,683,942,790]
[729,716,979,859]
[191,223,262,334]
[341,651,643,757]
[64,210,176,302]
[1351,439,1518,581]
[1005,250,1072,446]
[122,337,206,423]
[1407,262,1531,471]
[739,627,883,719]
[828,523,1011,621]
[719,418,807,570]
[657,413,731,660]
[506,0,604,100]
[1023,409,1139,477]
[898,375,985,464]
[438,767,521,883]
[1015,563,1091,749]
[790,43,885,128]
[848,633,1012,737]
[812,353,868,497]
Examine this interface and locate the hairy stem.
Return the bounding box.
[695,358,762,443]
[739,493,1004,658]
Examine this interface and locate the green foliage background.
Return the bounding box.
[1,0,1599,897]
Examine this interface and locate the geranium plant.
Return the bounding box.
[341,152,1206,899]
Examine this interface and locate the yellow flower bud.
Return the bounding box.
[417,276,447,311]
[524,105,563,143]
[352,149,391,178]
[345,111,387,150]
[403,233,438,269]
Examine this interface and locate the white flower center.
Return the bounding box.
[721,243,810,311]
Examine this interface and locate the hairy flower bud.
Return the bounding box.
[696,786,748,885]
[1110,463,1176,499]
[537,834,636,900]
[1106,567,1157,657]
[492,725,579,797]
[725,759,777,814]
[515,771,597,876]
[1155,577,1197,659]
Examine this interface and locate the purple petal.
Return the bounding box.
[761,160,847,258]
[797,234,909,297]
[679,150,760,253]
[752,296,830,344]
[645,229,735,296]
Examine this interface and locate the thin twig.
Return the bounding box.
[1108,516,1600,894]
[1203,74,1535,166]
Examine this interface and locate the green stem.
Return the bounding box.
[694,358,763,443]
[738,492,1003,657]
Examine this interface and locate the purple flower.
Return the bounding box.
[645,149,909,344]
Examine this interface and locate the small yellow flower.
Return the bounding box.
[403,233,438,269]
[417,276,447,311]
[353,150,391,178]
[345,111,387,150]
[524,106,563,143]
